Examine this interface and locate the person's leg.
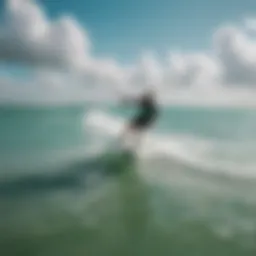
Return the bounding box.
[120,122,144,149]
[120,122,139,150]
[120,114,153,150]
[120,122,132,142]
[132,129,144,151]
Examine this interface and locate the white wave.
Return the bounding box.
[84,109,256,179]
[85,109,123,136]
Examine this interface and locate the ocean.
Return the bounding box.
[1,104,256,256]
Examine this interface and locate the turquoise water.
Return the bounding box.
[1,104,256,256]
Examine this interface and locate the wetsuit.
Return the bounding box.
[130,95,158,130]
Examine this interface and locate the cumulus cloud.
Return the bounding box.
[0,0,90,68]
[165,52,220,89]
[0,0,127,96]
[214,26,256,86]
[0,0,256,106]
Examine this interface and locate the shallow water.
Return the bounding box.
[1,104,256,256]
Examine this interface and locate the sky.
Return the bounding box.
[38,0,254,60]
[15,0,255,61]
[1,0,256,106]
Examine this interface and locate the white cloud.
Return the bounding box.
[0,72,117,105]
[165,52,220,89]
[124,52,164,94]
[214,25,256,86]
[0,0,125,97]
[0,0,256,106]
[1,0,90,68]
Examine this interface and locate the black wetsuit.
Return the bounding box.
[131,96,158,129]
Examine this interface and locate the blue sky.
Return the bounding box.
[0,0,255,63]
[38,0,256,62]
[1,0,256,106]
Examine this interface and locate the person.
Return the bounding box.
[120,89,159,148]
